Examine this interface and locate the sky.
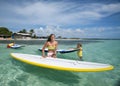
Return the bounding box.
[0,0,120,38]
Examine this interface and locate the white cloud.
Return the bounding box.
[33,25,120,38]
[11,2,120,25]
[0,1,120,38]
[93,3,120,17]
[34,25,85,38]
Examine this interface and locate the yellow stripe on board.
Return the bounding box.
[10,53,114,72]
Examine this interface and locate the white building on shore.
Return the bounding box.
[12,33,31,39]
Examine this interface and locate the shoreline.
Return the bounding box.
[0,38,120,41]
[0,38,81,41]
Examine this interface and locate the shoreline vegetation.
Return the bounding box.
[0,27,120,41]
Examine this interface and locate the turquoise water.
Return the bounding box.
[0,39,120,86]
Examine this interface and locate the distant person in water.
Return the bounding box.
[42,34,58,58]
[77,43,83,60]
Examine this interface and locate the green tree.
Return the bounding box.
[29,29,34,36]
[18,29,27,33]
[0,27,12,36]
[30,29,34,33]
[23,29,27,33]
[33,34,37,38]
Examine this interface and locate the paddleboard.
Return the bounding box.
[38,48,78,53]
[11,44,22,49]
[11,53,113,72]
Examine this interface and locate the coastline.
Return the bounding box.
[0,38,81,41]
[0,38,120,41]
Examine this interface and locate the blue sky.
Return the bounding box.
[0,0,120,38]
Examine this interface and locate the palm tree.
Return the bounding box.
[29,29,34,37]
[18,29,27,33]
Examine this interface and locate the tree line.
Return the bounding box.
[0,27,12,36]
[0,27,34,36]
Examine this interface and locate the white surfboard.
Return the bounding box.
[11,53,113,72]
[38,48,78,53]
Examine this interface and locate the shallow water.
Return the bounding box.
[0,39,120,86]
